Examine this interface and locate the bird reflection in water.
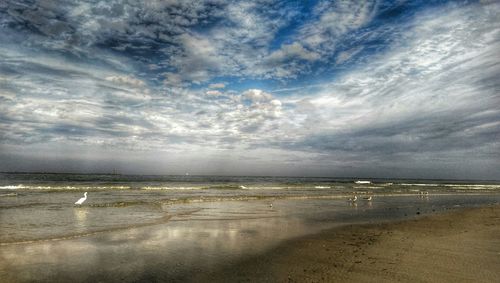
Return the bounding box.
[74,207,89,228]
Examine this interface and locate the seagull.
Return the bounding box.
[348,195,357,202]
[75,192,88,205]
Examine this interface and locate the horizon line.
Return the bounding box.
[1,171,499,182]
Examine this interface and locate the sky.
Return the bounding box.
[0,0,499,179]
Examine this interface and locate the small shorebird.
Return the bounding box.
[348,195,357,202]
[269,203,273,208]
[75,192,88,205]
[419,191,429,198]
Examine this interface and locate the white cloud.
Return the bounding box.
[298,1,378,53]
[267,42,320,63]
[243,89,273,104]
[161,1,300,82]
[205,90,222,96]
[105,75,145,87]
[294,3,500,160]
[336,46,364,64]
[208,83,226,89]
[163,72,183,86]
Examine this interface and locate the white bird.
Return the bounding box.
[363,196,372,201]
[348,195,357,202]
[75,192,88,205]
[269,203,273,208]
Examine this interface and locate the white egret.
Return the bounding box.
[75,192,88,205]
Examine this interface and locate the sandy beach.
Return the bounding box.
[195,205,500,282]
[1,188,499,282]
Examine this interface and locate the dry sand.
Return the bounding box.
[193,205,500,282]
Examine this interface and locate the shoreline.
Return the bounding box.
[1,198,499,282]
[193,204,500,282]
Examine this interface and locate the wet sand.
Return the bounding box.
[1,197,499,282]
[195,205,500,282]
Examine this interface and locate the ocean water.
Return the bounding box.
[1,173,500,282]
[1,173,499,191]
[1,173,499,243]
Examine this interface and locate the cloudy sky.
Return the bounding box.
[0,0,499,179]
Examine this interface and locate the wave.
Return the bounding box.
[399,183,500,189]
[1,182,498,192]
[0,185,29,190]
[0,184,131,190]
[400,183,440,187]
[0,184,331,191]
[442,184,500,188]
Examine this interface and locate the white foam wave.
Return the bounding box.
[0,185,131,190]
[0,185,28,190]
[400,183,440,186]
[141,186,204,190]
[400,183,499,189]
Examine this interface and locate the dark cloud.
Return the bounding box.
[291,113,500,156]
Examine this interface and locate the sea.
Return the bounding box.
[1,172,499,242]
[1,172,499,282]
